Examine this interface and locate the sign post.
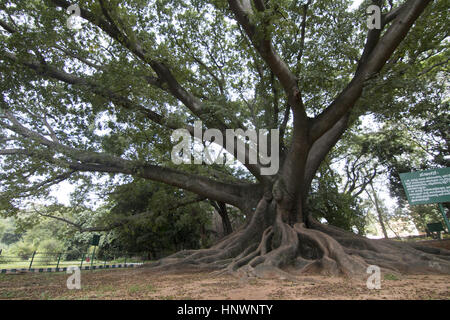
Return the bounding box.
[90,235,101,270]
[438,203,450,234]
[91,235,100,246]
[399,167,450,233]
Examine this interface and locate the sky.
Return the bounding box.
[351,0,365,10]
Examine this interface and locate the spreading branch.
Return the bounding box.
[1,110,259,209]
[311,0,432,142]
[32,196,207,233]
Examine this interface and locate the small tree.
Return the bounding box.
[9,242,35,260]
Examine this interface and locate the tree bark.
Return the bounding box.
[211,201,233,236]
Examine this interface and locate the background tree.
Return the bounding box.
[0,217,23,246]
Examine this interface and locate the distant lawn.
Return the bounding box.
[0,258,147,270]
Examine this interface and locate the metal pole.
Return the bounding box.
[29,251,36,271]
[56,253,62,269]
[90,246,96,271]
[80,253,85,268]
[438,203,450,234]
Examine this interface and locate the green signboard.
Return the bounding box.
[399,167,450,233]
[91,235,101,246]
[399,167,450,206]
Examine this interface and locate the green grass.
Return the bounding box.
[0,290,21,299]
[96,284,116,293]
[0,259,146,270]
[384,273,400,281]
[39,291,52,300]
[128,284,157,294]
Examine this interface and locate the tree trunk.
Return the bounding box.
[217,202,233,236]
[211,201,233,236]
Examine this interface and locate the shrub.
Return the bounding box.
[38,239,64,254]
[38,239,64,262]
[9,242,36,260]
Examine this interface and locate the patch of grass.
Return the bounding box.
[128,285,141,294]
[81,284,93,291]
[144,284,157,293]
[39,291,52,300]
[384,273,400,281]
[0,290,20,299]
[97,284,115,293]
[127,284,157,294]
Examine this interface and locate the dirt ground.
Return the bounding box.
[0,267,449,300]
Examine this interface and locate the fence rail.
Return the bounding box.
[0,250,149,270]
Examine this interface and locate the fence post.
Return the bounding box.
[29,251,36,271]
[80,253,85,268]
[90,246,96,271]
[56,253,62,269]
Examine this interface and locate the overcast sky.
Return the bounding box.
[351,0,365,10]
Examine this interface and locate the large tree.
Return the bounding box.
[1,0,449,277]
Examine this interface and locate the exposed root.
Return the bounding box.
[144,201,450,278]
[308,218,450,274]
[293,223,367,276]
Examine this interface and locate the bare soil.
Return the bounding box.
[0,268,448,300]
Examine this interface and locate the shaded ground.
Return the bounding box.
[416,239,450,251]
[0,267,448,300]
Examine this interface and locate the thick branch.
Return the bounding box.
[0,19,17,34]
[3,110,258,208]
[297,0,312,66]
[311,0,432,141]
[227,0,307,120]
[0,148,30,156]
[304,114,350,198]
